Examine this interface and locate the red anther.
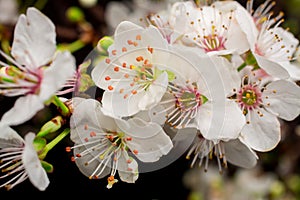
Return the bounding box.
[114,66,119,72]
[105,58,111,64]
[127,40,133,45]
[131,90,137,95]
[148,46,153,53]
[105,76,111,81]
[112,50,117,55]
[65,147,71,152]
[133,149,138,155]
[90,131,96,137]
[136,35,141,40]
[124,73,129,78]
[122,62,127,68]
[108,85,114,90]
[76,153,81,157]
[136,56,144,62]
[122,47,127,52]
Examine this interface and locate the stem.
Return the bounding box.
[237,62,247,72]
[52,95,70,117]
[39,128,70,160]
[57,39,85,53]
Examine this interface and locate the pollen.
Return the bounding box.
[65,147,71,152]
[108,85,114,90]
[114,66,119,72]
[136,56,144,62]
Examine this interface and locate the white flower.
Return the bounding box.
[0,123,49,191]
[184,129,258,173]
[233,67,300,151]
[234,0,298,79]
[69,98,173,188]
[105,0,177,34]
[92,21,172,118]
[0,7,76,126]
[155,45,245,141]
[149,1,197,44]
[174,1,249,56]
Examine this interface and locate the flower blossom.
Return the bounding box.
[0,123,49,191]
[232,67,300,151]
[233,0,299,79]
[92,21,173,118]
[0,7,76,126]
[69,98,173,188]
[184,129,257,173]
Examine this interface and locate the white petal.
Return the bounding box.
[263,80,300,121]
[0,122,23,147]
[241,109,281,152]
[224,138,257,168]
[116,117,173,162]
[138,71,168,110]
[197,100,245,141]
[70,98,117,143]
[73,145,111,179]
[235,4,258,48]
[254,54,290,79]
[11,7,56,69]
[1,95,44,126]
[118,151,139,183]
[39,51,76,101]
[133,104,167,125]
[282,61,300,81]
[23,132,49,191]
[101,90,144,117]
[137,127,196,173]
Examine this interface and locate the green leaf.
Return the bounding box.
[41,160,54,173]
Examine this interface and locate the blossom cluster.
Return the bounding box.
[0,0,300,191]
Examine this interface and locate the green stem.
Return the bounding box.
[52,95,70,117]
[39,128,70,160]
[237,62,247,72]
[57,39,85,53]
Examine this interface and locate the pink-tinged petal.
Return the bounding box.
[0,123,23,147]
[39,51,76,101]
[11,7,56,69]
[224,138,258,168]
[263,80,300,121]
[197,100,245,141]
[241,109,281,152]
[116,117,173,162]
[118,151,139,183]
[23,132,49,191]
[70,98,118,143]
[254,54,290,79]
[1,95,44,126]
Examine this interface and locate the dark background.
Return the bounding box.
[0,0,300,199]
